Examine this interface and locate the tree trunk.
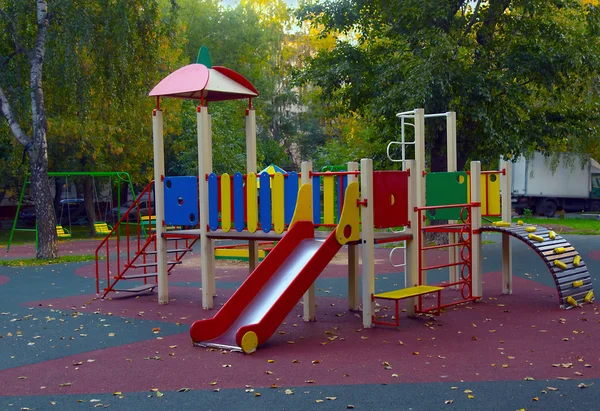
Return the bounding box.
[29,150,57,258]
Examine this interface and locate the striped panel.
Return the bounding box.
[272,173,285,234]
[312,175,320,224]
[208,173,219,231]
[284,172,299,225]
[233,172,245,232]
[323,173,335,224]
[246,172,258,233]
[259,172,272,233]
[220,173,231,232]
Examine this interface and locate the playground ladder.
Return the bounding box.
[416,203,477,312]
[95,181,198,298]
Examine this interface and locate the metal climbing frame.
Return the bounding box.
[415,203,477,312]
[6,171,136,252]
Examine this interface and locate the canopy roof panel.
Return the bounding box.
[149,64,258,101]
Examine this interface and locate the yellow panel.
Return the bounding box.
[336,181,360,245]
[482,174,501,216]
[290,184,313,226]
[221,173,231,232]
[467,173,502,216]
[272,172,285,234]
[323,173,334,224]
[374,285,444,300]
[246,172,258,233]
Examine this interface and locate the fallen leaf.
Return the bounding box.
[177,388,190,392]
[524,377,535,381]
[306,380,315,384]
[254,392,261,397]
[285,389,294,395]
[532,397,539,401]
[547,387,559,391]
[445,400,454,404]
[267,359,275,363]
[578,383,594,388]
[316,399,324,403]
[59,382,72,387]
[326,396,337,400]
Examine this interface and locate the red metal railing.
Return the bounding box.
[95,181,198,298]
[415,203,477,312]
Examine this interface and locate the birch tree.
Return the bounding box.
[0,0,57,258]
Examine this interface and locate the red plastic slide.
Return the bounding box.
[190,220,341,352]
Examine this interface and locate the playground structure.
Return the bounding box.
[7,171,135,252]
[93,47,594,353]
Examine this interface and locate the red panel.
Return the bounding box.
[213,66,259,95]
[373,171,409,228]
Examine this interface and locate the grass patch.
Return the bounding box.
[0,254,100,267]
[0,222,145,246]
[483,216,600,235]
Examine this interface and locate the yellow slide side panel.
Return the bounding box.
[220,173,231,232]
[246,172,258,233]
[323,173,335,224]
[272,172,285,234]
[290,184,313,227]
[336,182,360,245]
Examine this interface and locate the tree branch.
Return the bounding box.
[0,8,29,58]
[0,84,32,147]
[463,0,482,38]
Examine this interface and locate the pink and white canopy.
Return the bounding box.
[149,64,259,102]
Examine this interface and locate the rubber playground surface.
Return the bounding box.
[1,234,599,410]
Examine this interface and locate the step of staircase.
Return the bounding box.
[115,273,158,280]
[130,261,182,269]
[111,284,157,293]
[144,248,192,255]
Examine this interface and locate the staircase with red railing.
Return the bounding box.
[95,181,198,298]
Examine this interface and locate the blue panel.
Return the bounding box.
[164,176,199,227]
[284,172,299,225]
[233,172,245,232]
[338,175,348,222]
[208,173,219,231]
[312,175,320,224]
[259,172,272,233]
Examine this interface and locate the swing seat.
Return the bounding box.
[94,222,113,235]
[56,225,72,239]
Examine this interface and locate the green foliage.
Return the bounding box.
[0,255,100,267]
[296,0,600,170]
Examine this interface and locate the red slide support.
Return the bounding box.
[190,220,342,352]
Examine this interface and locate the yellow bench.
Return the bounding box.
[140,215,177,236]
[93,222,113,235]
[373,285,444,327]
[56,225,71,239]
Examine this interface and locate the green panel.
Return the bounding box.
[425,171,468,220]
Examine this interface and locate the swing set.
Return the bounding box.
[6,171,136,252]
